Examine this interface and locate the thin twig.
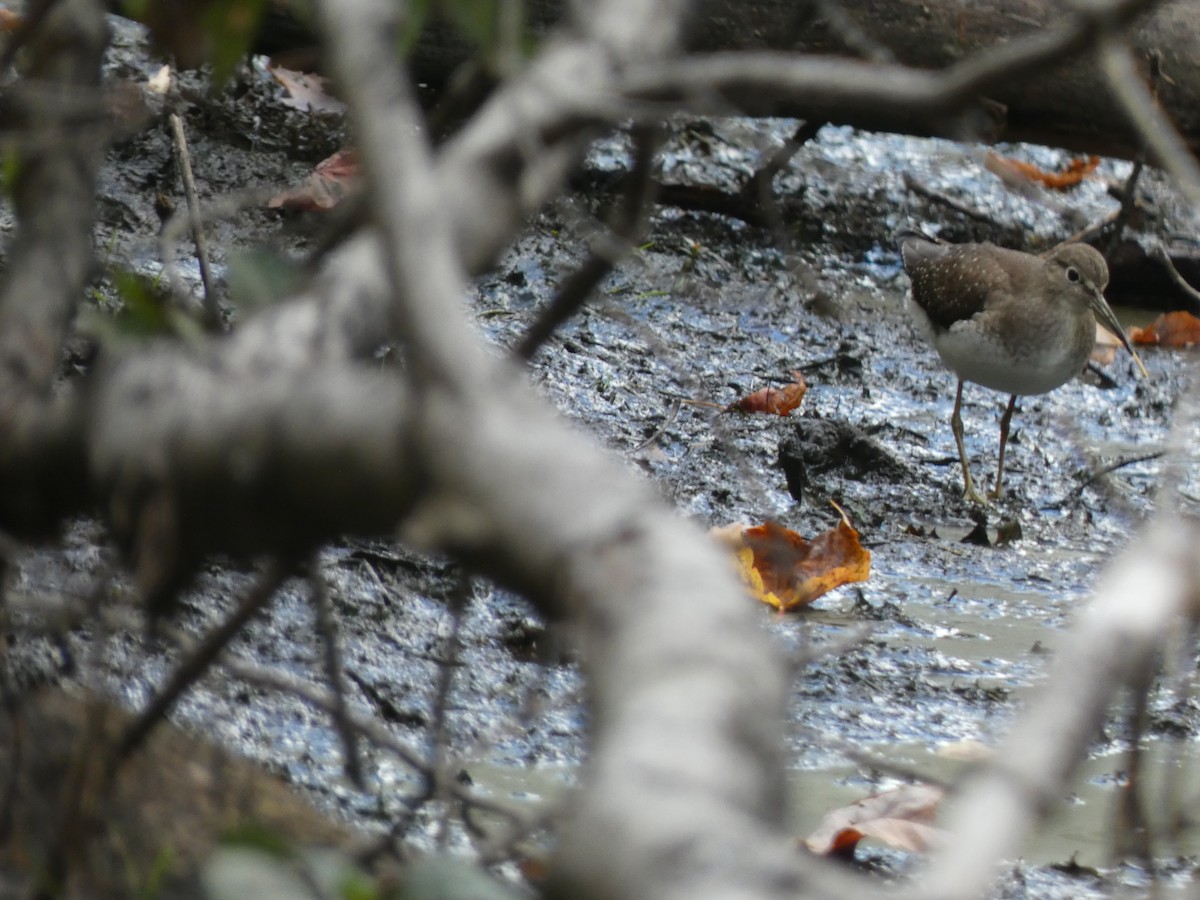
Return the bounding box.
[1099,39,1200,211]
[1085,358,1120,390]
[903,172,996,225]
[168,111,220,329]
[806,0,896,64]
[1065,209,1119,247]
[109,561,287,771]
[751,120,823,193]
[309,557,365,789]
[1158,617,1200,859]
[42,690,114,888]
[1113,656,1156,867]
[1045,451,1164,509]
[38,559,124,895]
[908,514,1198,900]
[792,725,951,791]
[657,391,722,410]
[1102,49,1161,258]
[0,0,58,77]
[629,397,681,453]
[221,656,430,774]
[633,120,822,232]
[0,686,19,844]
[515,124,663,361]
[71,584,501,862]
[476,806,563,866]
[1104,157,1145,256]
[95,599,527,840]
[220,656,532,851]
[1153,242,1200,306]
[0,544,17,842]
[431,575,471,849]
[747,119,825,246]
[358,575,478,860]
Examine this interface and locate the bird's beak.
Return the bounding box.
[1089,289,1149,379]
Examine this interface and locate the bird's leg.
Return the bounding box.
[990,393,1018,500]
[951,380,988,505]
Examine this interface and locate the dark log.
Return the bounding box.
[116,1,1197,160]
[405,0,1200,161]
[1108,238,1200,312]
[685,0,1198,160]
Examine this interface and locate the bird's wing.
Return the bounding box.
[907,243,1016,331]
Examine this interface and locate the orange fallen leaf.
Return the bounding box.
[985,151,1100,191]
[1129,310,1200,349]
[724,371,807,416]
[268,148,360,211]
[804,783,946,858]
[716,506,871,611]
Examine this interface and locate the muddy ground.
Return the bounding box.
[5,13,1200,899]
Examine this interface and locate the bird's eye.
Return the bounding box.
[1066,267,1081,283]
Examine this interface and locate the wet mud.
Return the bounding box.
[6,14,1200,897]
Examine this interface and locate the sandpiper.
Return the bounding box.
[898,230,1147,504]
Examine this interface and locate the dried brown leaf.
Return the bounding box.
[718,506,871,611]
[268,148,360,211]
[1129,310,1200,349]
[804,783,946,858]
[724,371,807,416]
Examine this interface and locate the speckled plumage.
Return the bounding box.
[897,229,1143,503]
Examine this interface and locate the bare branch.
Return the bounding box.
[435,0,690,274]
[314,2,810,898]
[220,655,533,838]
[310,560,365,790]
[1154,242,1200,305]
[90,351,415,607]
[0,0,106,403]
[618,0,1159,139]
[0,0,1193,896]
[516,123,662,361]
[906,515,1200,900]
[167,111,221,330]
[0,0,106,540]
[1099,38,1200,209]
[110,562,288,769]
